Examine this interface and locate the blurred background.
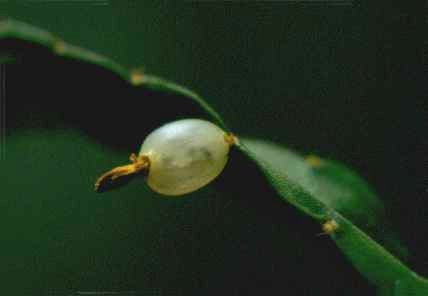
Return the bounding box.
[0,1,425,295]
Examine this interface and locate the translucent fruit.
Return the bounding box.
[139,119,231,196]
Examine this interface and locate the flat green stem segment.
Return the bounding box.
[237,138,428,295]
[1,18,426,296]
[0,18,227,131]
[332,213,414,284]
[237,138,409,257]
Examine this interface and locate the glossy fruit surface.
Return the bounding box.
[139,119,230,196]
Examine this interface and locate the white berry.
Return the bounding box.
[139,119,232,196]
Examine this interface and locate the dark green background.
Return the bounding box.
[0,1,425,295]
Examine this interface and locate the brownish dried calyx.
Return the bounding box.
[95,153,150,192]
